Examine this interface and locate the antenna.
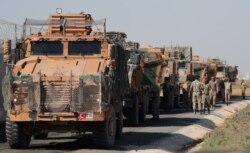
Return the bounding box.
[23,19,27,39]
[104,18,106,38]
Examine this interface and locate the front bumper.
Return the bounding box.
[8,111,105,122]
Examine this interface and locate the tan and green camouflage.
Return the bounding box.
[138,47,163,117]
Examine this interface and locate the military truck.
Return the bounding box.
[212,59,238,98]
[2,12,129,148]
[175,60,193,108]
[104,33,149,126]
[122,41,149,125]
[138,47,163,118]
[158,58,178,109]
[165,46,192,61]
[164,47,193,84]
[216,64,238,82]
[162,47,194,109]
[206,58,238,99]
[206,58,224,79]
[177,61,193,82]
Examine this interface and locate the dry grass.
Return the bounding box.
[198,105,250,153]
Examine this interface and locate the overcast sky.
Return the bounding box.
[1,0,249,76]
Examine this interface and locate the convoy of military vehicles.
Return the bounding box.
[0,11,242,148]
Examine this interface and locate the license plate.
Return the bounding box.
[86,112,94,119]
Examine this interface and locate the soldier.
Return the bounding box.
[189,76,202,114]
[218,79,225,102]
[241,80,247,99]
[224,78,232,105]
[201,78,211,114]
[209,76,217,109]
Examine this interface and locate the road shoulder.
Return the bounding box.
[127,100,250,153]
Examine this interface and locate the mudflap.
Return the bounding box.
[0,108,6,143]
[0,121,6,143]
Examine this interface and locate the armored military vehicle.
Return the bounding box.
[105,32,152,125]
[216,64,238,82]
[210,59,239,96]
[137,47,163,118]
[176,60,193,108]
[2,12,129,148]
[205,58,238,99]
[207,58,225,79]
[164,47,193,84]
[163,47,193,108]
[161,58,180,109]
[165,46,192,61]
[123,41,149,125]
[104,33,149,126]
[178,61,193,83]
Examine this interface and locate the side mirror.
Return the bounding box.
[2,39,12,64]
[16,42,24,61]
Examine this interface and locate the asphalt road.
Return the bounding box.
[0,96,245,153]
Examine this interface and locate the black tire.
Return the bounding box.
[139,91,149,122]
[6,117,31,149]
[0,122,6,143]
[93,106,116,148]
[33,132,48,140]
[115,111,123,140]
[126,93,139,126]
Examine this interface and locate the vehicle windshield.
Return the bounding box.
[193,63,202,74]
[68,41,101,55]
[179,62,187,69]
[142,53,157,62]
[217,67,225,72]
[126,51,140,64]
[31,41,63,55]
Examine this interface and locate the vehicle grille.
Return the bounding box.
[41,81,78,112]
[40,75,101,113]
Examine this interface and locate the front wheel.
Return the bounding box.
[139,91,149,122]
[125,93,139,126]
[6,117,31,149]
[93,106,116,148]
[115,111,123,140]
